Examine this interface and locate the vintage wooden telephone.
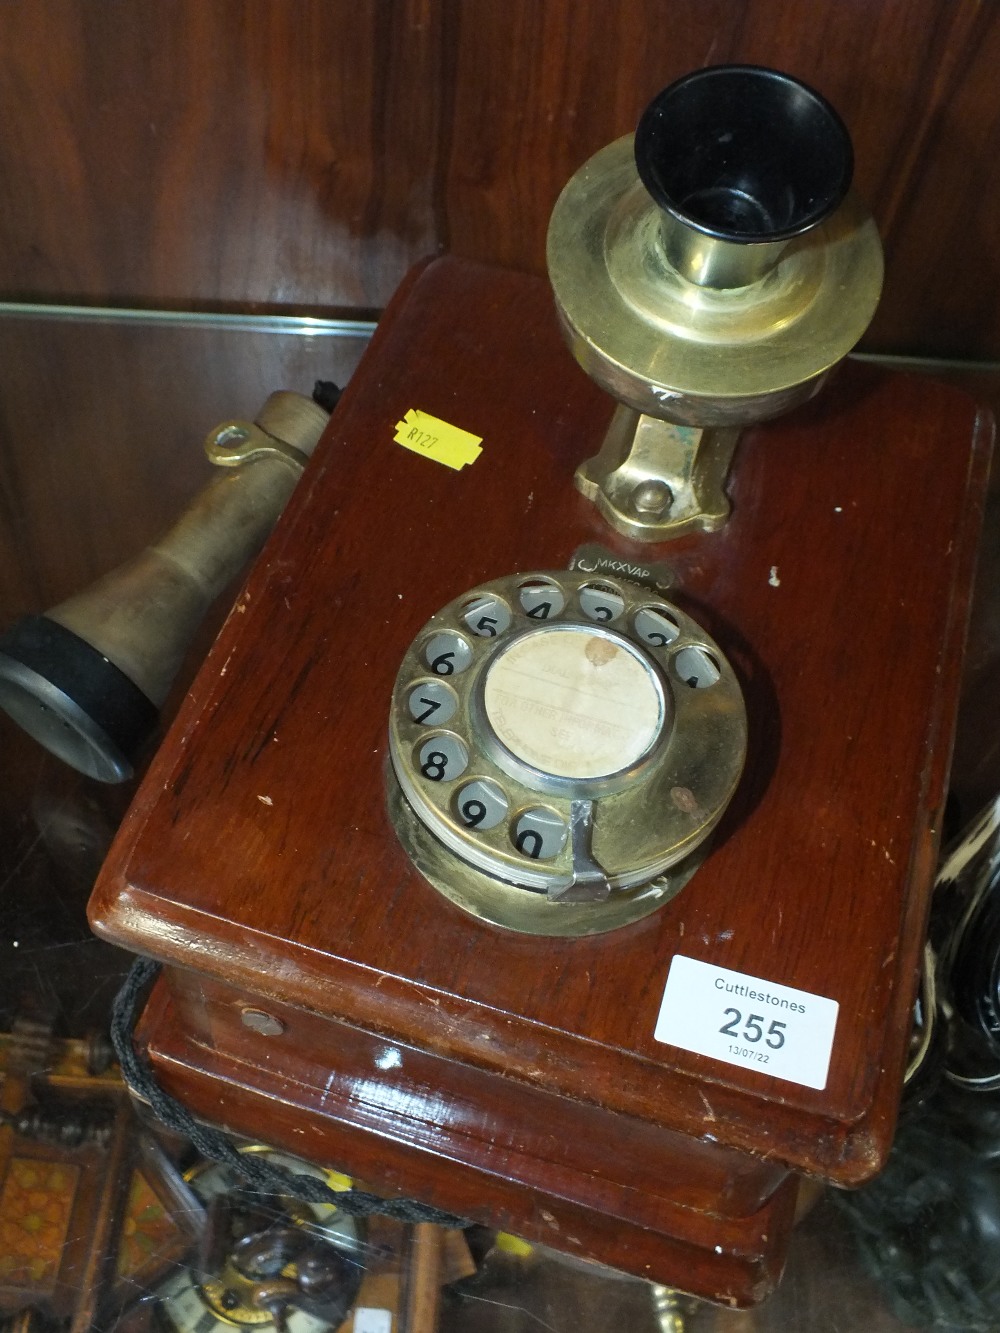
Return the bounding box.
[0,66,993,1307]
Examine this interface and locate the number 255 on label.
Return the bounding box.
[654,955,839,1091]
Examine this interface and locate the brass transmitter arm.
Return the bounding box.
[547,66,883,541]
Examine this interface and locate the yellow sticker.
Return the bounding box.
[494,1232,534,1257]
[322,1169,353,1193]
[394,408,482,471]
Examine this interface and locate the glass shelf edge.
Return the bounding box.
[0,302,378,338]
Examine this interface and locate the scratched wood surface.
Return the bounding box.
[0,0,999,357]
[88,257,991,1301]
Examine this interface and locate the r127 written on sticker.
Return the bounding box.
[654,955,839,1090]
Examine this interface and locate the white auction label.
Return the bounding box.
[353,1311,392,1333]
[654,955,839,1090]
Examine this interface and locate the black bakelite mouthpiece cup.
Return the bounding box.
[0,615,158,782]
[634,65,854,243]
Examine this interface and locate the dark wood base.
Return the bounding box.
[140,976,801,1307]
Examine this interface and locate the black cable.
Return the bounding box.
[312,380,343,413]
[110,956,468,1228]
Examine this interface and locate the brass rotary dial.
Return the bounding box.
[388,570,746,936]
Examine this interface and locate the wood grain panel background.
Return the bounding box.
[0,0,997,356]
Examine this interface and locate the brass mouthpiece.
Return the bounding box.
[634,65,853,288]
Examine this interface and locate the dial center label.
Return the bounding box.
[483,625,664,779]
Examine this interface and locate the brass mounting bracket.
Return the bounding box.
[574,404,741,543]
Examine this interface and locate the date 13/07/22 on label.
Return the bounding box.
[654,955,840,1091]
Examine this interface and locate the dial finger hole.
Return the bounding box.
[417,734,468,782]
[518,578,565,622]
[455,778,509,830]
[512,807,568,860]
[579,582,626,624]
[634,606,680,648]
[407,680,458,726]
[674,645,721,689]
[462,593,512,639]
[424,631,473,677]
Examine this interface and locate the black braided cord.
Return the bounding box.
[111,956,468,1228]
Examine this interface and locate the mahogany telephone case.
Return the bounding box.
[89,255,992,1307]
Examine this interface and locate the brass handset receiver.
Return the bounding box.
[0,391,329,782]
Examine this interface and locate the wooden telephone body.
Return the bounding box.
[90,256,992,1307]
